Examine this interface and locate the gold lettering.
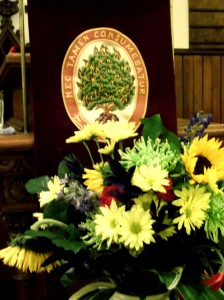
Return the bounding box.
[136,67,143,74]
[108,32,114,40]
[134,60,142,66]
[100,30,106,38]
[94,31,99,38]
[71,45,80,56]
[138,74,145,80]
[65,82,72,89]
[77,38,84,47]
[114,33,120,42]
[120,37,126,46]
[65,75,72,82]
[131,53,138,60]
[65,91,73,98]
[83,34,90,42]
[139,89,145,94]
[125,43,134,53]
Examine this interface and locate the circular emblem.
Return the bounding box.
[61,27,149,130]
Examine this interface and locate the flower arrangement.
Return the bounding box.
[1,111,224,299]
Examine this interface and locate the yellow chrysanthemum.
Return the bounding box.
[134,190,167,215]
[182,134,224,187]
[39,175,64,207]
[82,162,106,194]
[0,246,60,273]
[101,120,138,142]
[119,204,156,252]
[157,226,176,241]
[98,140,116,155]
[94,200,125,248]
[172,185,211,235]
[66,122,105,143]
[131,165,169,193]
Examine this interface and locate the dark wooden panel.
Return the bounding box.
[174,55,183,118]
[203,56,213,113]
[212,56,221,122]
[183,55,194,118]
[174,51,224,124]
[190,11,224,26]
[193,55,203,113]
[189,0,224,10]
[190,28,224,44]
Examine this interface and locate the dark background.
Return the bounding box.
[27,0,176,176]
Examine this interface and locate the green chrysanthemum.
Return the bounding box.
[119,136,180,171]
[172,185,211,235]
[204,191,224,243]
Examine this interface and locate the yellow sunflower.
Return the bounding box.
[0,246,60,273]
[82,162,108,194]
[182,134,224,187]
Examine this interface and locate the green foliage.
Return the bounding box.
[141,114,181,150]
[177,282,224,300]
[25,175,51,193]
[43,199,68,223]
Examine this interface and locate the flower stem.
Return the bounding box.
[94,138,104,162]
[83,141,95,165]
[30,219,69,232]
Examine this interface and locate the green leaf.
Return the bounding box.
[43,199,68,222]
[60,268,79,287]
[52,238,86,253]
[141,114,181,150]
[25,175,51,193]
[177,282,224,300]
[68,282,116,300]
[141,114,163,141]
[152,266,183,291]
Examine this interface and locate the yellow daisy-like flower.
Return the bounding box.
[101,120,138,142]
[172,185,211,235]
[94,200,125,248]
[182,134,224,186]
[98,140,116,155]
[119,204,156,252]
[0,246,60,273]
[39,175,64,207]
[134,190,167,215]
[66,121,105,143]
[82,162,107,194]
[157,226,177,241]
[131,165,169,193]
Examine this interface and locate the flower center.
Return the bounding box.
[110,219,117,228]
[130,222,141,234]
[194,155,212,175]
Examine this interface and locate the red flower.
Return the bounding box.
[100,185,123,207]
[203,272,224,291]
[157,178,176,201]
